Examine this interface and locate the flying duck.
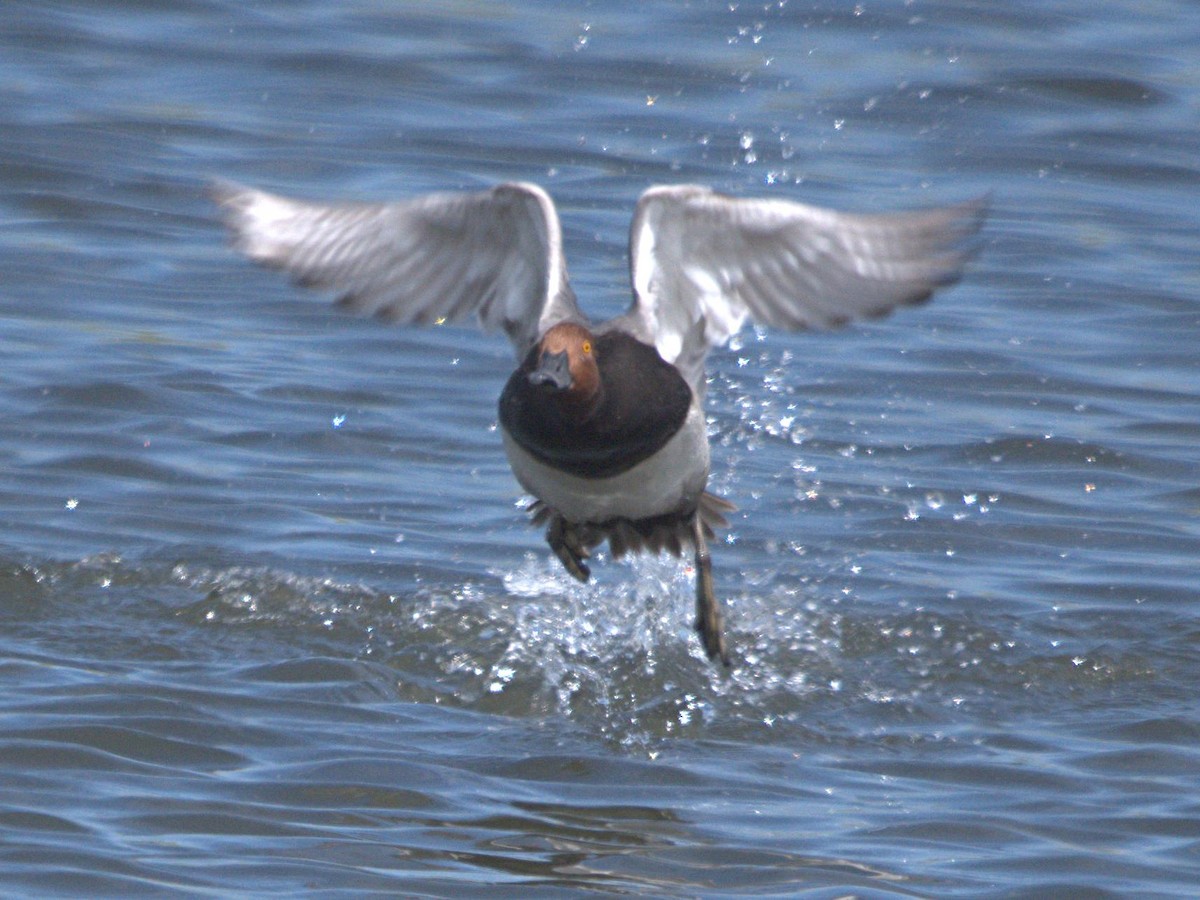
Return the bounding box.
[214,180,986,666]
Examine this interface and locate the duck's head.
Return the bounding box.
[528,322,602,416]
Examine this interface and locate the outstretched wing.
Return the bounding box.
[213,180,581,358]
[625,185,988,388]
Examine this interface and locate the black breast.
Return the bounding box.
[498,331,693,480]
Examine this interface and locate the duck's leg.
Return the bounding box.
[692,513,730,667]
[546,512,591,581]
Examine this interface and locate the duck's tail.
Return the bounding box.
[524,491,735,562]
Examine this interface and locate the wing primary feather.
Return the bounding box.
[213,180,584,359]
[626,185,988,390]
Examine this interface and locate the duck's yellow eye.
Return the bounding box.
[582,340,592,355]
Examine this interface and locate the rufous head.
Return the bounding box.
[527,322,602,416]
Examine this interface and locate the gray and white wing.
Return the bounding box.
[626,184,988,387]
[213,180,580,358]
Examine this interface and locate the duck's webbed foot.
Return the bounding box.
[692,514,730,667]
[546,513,592,582]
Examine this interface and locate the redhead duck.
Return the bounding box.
[214,180,986,666]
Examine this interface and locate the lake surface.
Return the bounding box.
[3,0,1199,895]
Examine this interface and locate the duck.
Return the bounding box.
[213,179,986,666]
